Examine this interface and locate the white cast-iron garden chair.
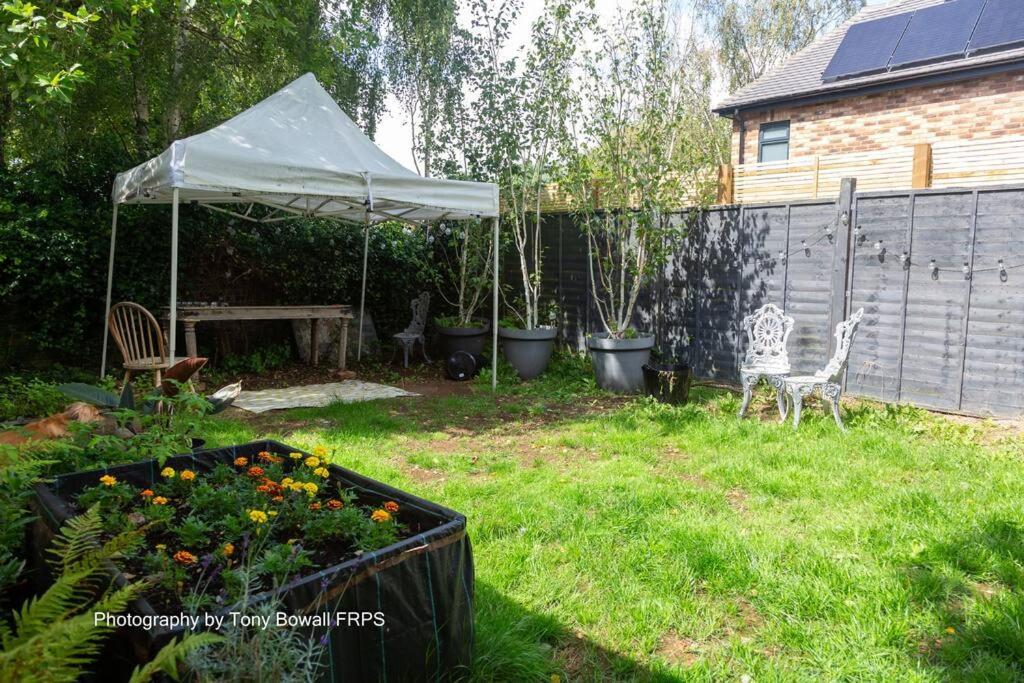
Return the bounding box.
[739,303,795,419]
[783,308,864,432]
[393,292,431,368]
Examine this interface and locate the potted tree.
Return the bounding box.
[563,0,688,392]
[487,1,588,380]
[428,219,494,357]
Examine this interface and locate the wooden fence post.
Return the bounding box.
[717,163,734,205]
[912,143,932,189]
[829,178,856,359]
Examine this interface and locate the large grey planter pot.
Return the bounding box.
[499,326,557,380]
[587,333,655,393]
[436,320,490,357]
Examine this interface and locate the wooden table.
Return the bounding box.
[163,305,354,370]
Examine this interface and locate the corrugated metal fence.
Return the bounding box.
[519,179,1024,417]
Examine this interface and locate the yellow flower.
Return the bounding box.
[282,477,294,486]
[268,510,278,517]
[161,467,176,478]
[180,469,196,481]
[371,509,392,523]
[303,482,318,495]
[313,467,330,478]
[155,543,167,551]
[945,627,956,635]
[152,496,169,505]
[99,474,117,487]
[222,543,234,557]
[313,445,328,458]
[304,456,320,468]
[289,452,303,460]
[248,510,269,524]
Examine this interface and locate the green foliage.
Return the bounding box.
[0,506,146,682]
[128,632,224,683]
[220,342,293,375]
[0,375,66,420]
[0,449,48,597]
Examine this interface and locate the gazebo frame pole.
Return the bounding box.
[492,215,499,390]
[357,209,370,361]
[168,188,180,364]
[100,204,119,378]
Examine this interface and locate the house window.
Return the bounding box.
[758,121,790,162]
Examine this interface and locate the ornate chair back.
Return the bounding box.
[741,303,794,375]
[403,292,430,336]
[815,308,865,382]
[108,302,167,369]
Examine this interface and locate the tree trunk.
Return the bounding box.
[166,0,187,142]
[0,90,10,170]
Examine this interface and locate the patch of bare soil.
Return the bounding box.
[656,631,702,667]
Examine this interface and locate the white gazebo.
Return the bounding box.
[104,73,501,387]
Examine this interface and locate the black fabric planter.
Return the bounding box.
[436,321,489,358]
[642,363,692,405]
[27,440,474,682]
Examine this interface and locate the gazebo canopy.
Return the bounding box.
[112,73,499,223]
[103,73,500,388]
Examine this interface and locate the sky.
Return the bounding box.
[373,0,892,172]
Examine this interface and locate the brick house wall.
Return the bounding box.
[731,69,1024,165]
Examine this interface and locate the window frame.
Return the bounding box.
[758,120,791,163]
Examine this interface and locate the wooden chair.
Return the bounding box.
[108,302,170,387]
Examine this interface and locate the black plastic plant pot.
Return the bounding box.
[436,320,489,357]
[27,440,474,682]
[642,363,692,405]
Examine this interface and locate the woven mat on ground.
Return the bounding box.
[233,381,418,413]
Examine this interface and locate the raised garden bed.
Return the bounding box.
[28,440,474,681]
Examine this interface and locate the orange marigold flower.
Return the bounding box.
[383,501,399,513]
[152,496,169,505]
[371,509,392,523]
[257,450,272,461]
[271,495,284,503]
[173,550,197,565]
[309,502,321,511]
[256,484,271,494]
[222,543,235,557]
[234,457,248,467]
[327,499,344,510]
[140,489,154,498]
[247,466,264,478]
[180,469,196,481]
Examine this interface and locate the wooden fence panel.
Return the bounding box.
[782,203,837,375]
[846,194,912,402]
[960,190,1024,416]
[898,192,976,411]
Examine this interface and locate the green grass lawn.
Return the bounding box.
[201,368,1024,681]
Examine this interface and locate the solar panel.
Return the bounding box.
[969,0,1024,55]
[822,13,912,81]
[890,0,985,68]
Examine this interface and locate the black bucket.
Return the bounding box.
[642,363,692,405]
